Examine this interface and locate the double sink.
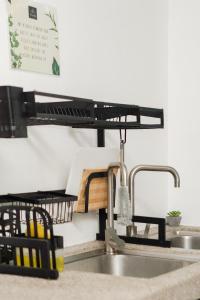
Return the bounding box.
[64,232,200,279]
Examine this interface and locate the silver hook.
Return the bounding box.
[119,116,127,144]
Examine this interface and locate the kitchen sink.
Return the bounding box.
[171,235,200,250]
[64,250,193,278]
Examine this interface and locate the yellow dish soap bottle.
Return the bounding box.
[53,236,64,272]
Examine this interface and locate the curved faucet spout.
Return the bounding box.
[128,165,180,236]
[129,165,180,191]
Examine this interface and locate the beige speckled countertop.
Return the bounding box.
[2,226,200,300]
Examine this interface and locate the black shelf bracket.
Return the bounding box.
[0,86,27,138]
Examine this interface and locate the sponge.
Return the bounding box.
[117,186,132,226]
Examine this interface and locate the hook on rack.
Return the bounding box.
[119,116,127,144]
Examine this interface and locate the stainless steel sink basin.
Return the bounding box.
[65,251,193,278]
[171,235,200,250]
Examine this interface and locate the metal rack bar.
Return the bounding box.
[24,90,93,102]
[96,214,170,248]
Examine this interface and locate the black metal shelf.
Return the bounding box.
[24,91,163,130]
[0,86,164,138]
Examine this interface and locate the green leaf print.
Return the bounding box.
[52,57,60,75]
[8,15,13,26]
[8,14,22,69]
[45,11,59,48]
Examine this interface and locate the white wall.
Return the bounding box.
[168,0,200,225]
[0,0,168,246]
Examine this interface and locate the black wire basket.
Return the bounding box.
[0,190,77,225]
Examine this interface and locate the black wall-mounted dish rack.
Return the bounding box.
[0,86,164,138]
[0,85,168,254]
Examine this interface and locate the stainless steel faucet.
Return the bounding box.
[127,165,180,237]
[106,162,126,254]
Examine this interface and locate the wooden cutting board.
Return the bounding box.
[74,168,118,213]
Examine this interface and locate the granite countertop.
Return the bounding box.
[1,226,200,300]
